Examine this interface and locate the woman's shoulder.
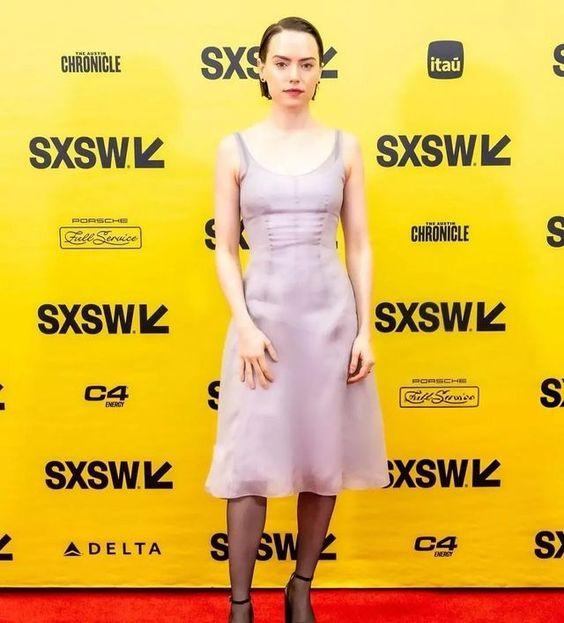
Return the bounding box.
[335,129,361,181]
[338,128,360,148]
[216,125,255,160]
[215,131,246,185]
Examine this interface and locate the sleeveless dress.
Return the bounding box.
[204,128,391,499]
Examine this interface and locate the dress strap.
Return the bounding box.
[334,129,341,162]
[233,132,249,179]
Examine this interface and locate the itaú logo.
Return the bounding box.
[428,40,464,78]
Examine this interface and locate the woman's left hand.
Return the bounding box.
[347,333,375,383]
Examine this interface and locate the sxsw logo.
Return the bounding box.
[546,215,564,247]
[553,44,564,76]
[389,458,501,488]
[37,303,169,335]
[204,219,339,252]
[210,532,336,561]
[374,301,506,333]
[540,377,564,408]
[29,137,164,169]
[535,531,564,558]
[428,40,463,78]
[200,46,338,81]
[205,219,249,251]
[44,460,173,490]
[376,134,511,167]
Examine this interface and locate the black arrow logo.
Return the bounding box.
[139,304,169,334]
[145,461,173,489]
[481,134,511,166]
[0,533,13,561]
[476,301,506,331]
[472,459,501,487]
[134,137,164,168]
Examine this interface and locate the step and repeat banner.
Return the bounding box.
[1,1,563,588]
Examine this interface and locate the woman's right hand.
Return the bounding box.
[236,324,278,389]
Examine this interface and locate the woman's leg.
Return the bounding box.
[289,492,337,619]
[227,495,267,619]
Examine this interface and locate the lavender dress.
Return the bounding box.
[204,128,391,499]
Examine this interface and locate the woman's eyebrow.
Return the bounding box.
[272,55,316,61]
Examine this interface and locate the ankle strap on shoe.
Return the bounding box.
[230,595,250,604]
[293,572,313,582]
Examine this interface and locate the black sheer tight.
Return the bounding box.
[226,491,337,620]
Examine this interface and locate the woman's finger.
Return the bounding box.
[252,358,269,389]
[257,354,274,382]
[348,362,371,383]
[244,358,255,389]
[349,351,360,374]
[265,341,279,362]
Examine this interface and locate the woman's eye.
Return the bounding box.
[275,62,314,69]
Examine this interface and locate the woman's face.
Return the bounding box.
[258,29,322,104]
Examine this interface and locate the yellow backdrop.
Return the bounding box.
[1,0,564,588]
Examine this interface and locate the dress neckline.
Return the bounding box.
[238,129,338,177]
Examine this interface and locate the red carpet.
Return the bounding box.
[0,588,563,622]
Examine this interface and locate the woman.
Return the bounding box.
[205,15,390,623]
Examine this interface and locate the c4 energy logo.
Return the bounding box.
[37,303,169,335]
[45,460,173,490]
[414,535,458,557]
[29,137,164,169]
[428,40,464,79]
[84,385,130,407]
[376,133,511,167]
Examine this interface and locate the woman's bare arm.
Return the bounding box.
[213,134,278,389]
[213,134,255,331]
[340,132,373,339]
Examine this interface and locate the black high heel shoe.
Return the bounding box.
[229,594,253,623]
[284,571,314,623]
